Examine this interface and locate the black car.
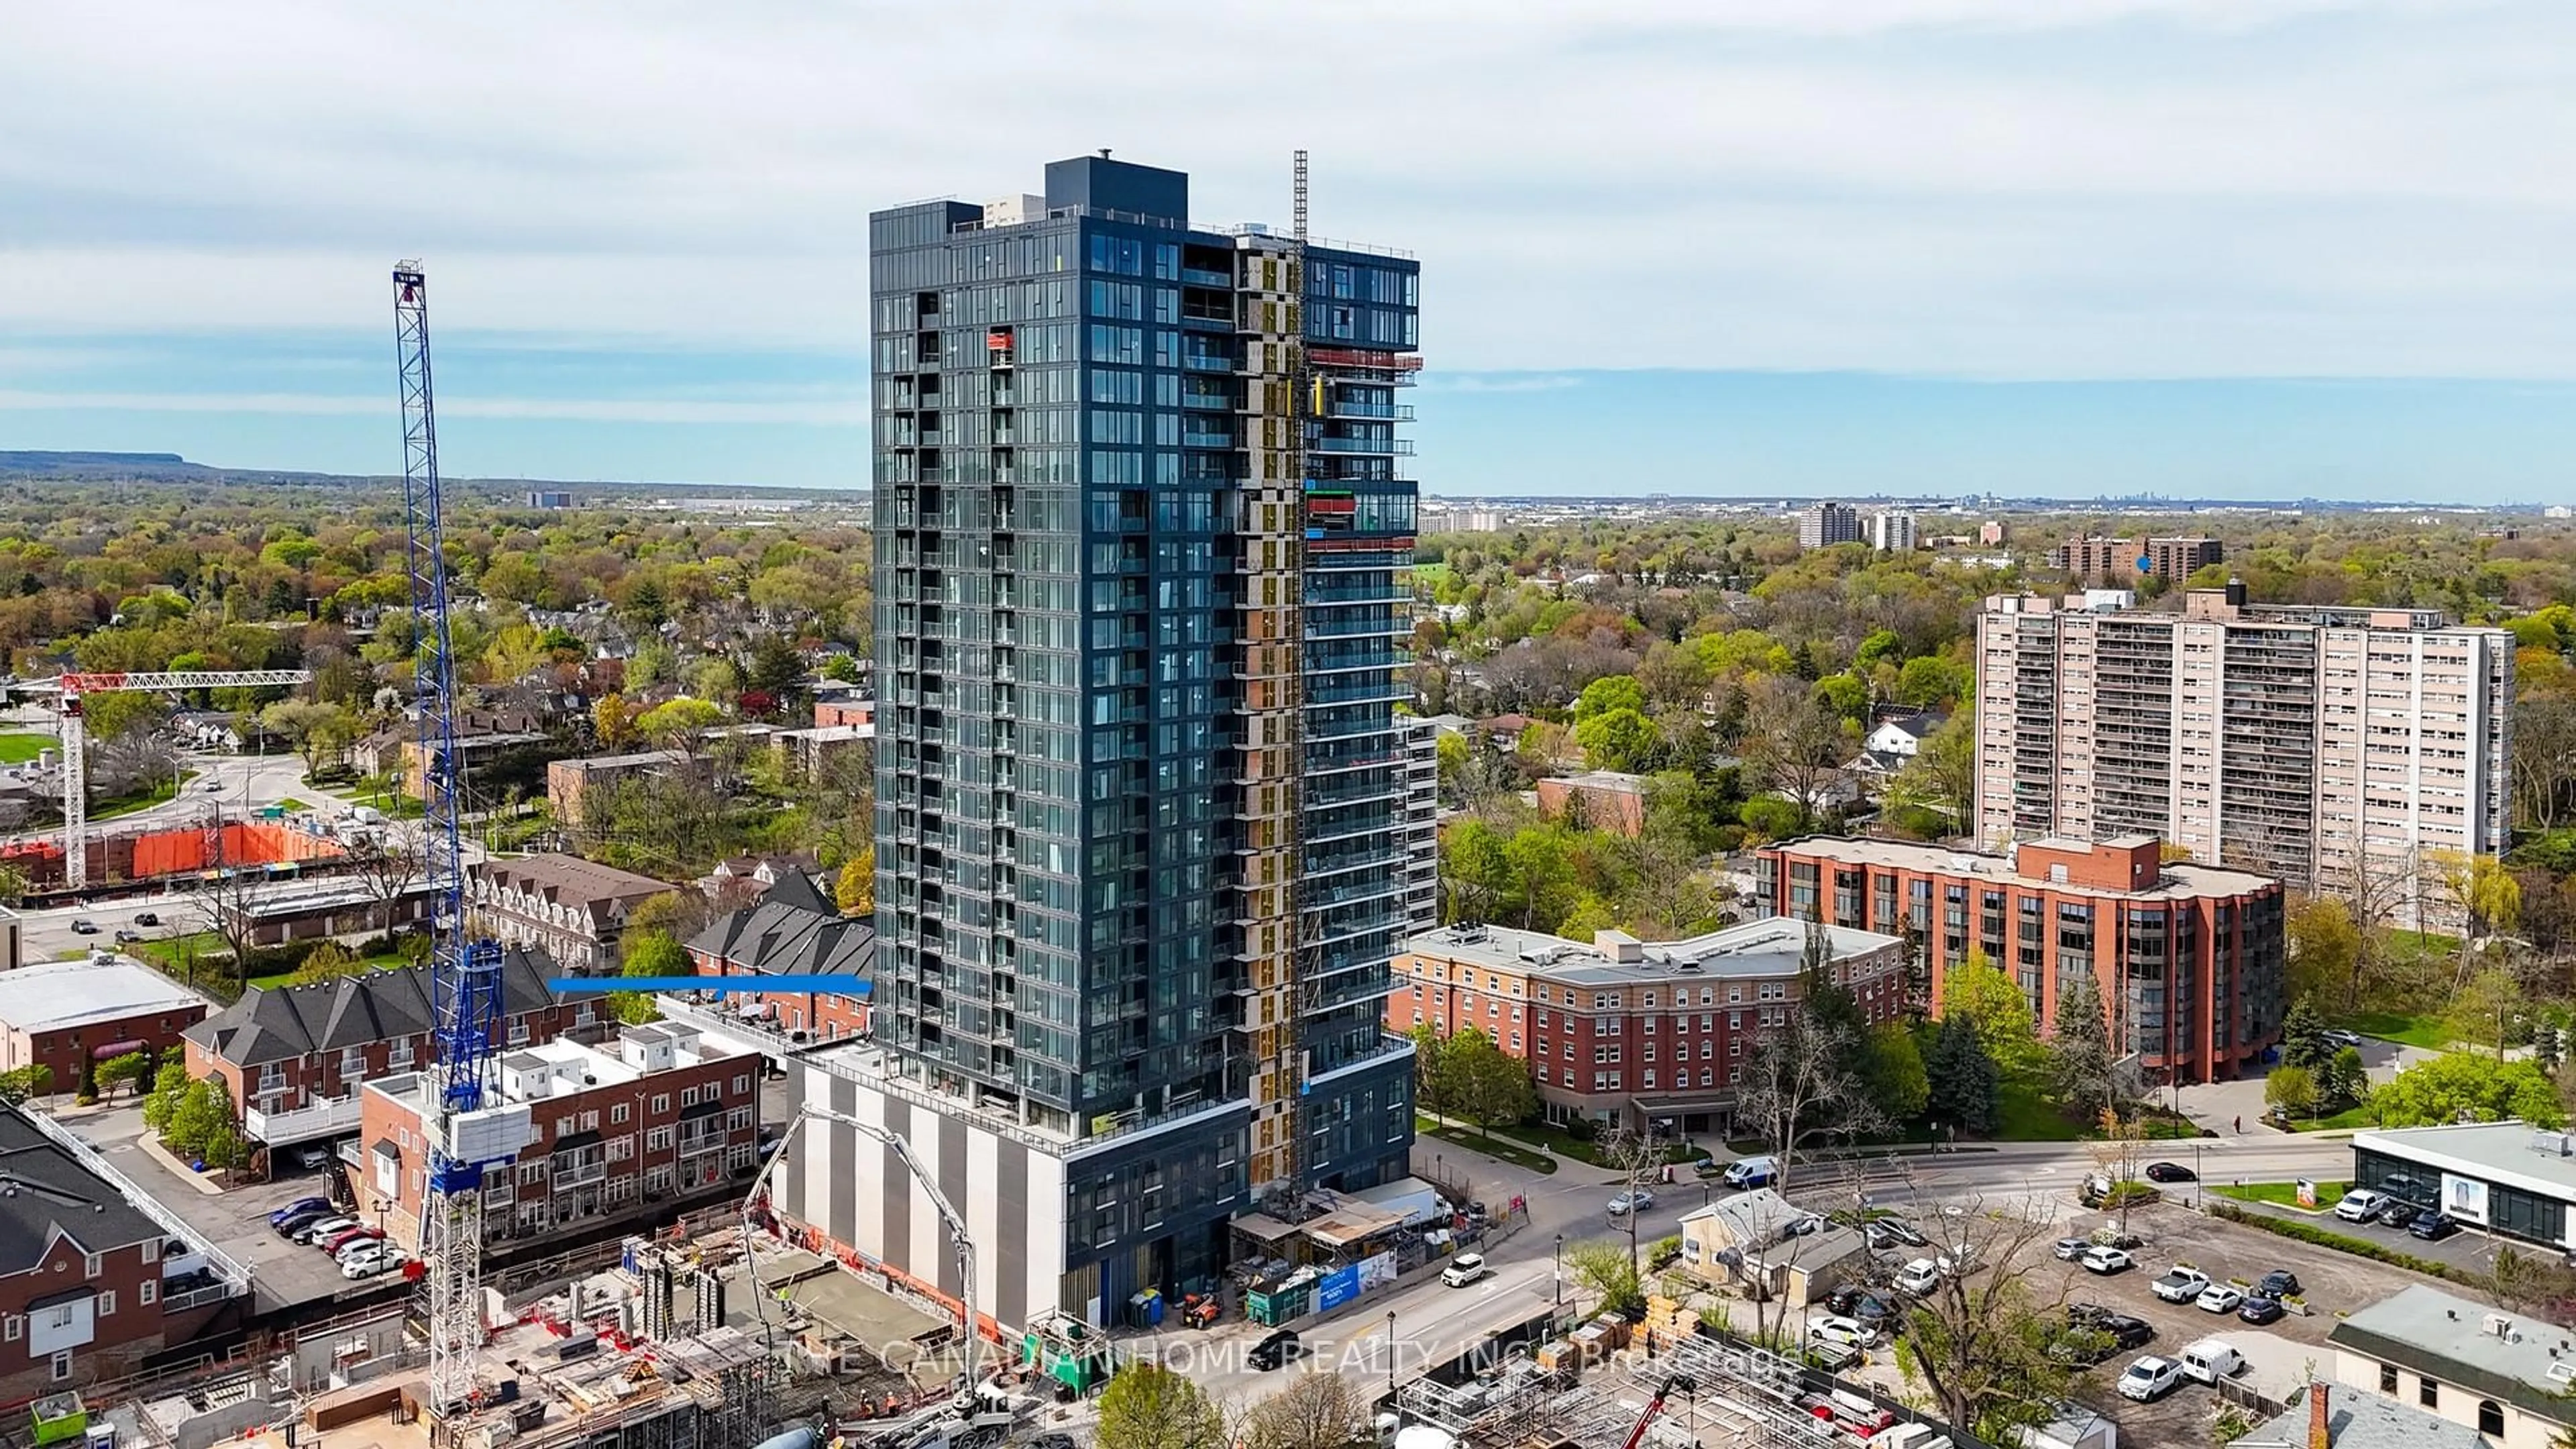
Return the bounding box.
[1827,1287,1898,1324]
[2143,1161,2196,1183]
[1247,1329,1303,1371]
[273,1208,332,1240]
[2255,1271,2300,1299]
[133,911,158,927]
[2375,1197,2426,1226]
[2068,1303,2155,1348]
[2408,1210,2461,1240]
[2238,1296,2285,1325]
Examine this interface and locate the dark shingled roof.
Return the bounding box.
[687,873,873,988]
[183,946,564,1069]
[0,1106,165,1273]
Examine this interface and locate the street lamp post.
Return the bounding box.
[1385,1310,1398,1413]
[1553,1232,1563,1311]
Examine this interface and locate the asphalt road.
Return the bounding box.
[1127,1132,2361,1409]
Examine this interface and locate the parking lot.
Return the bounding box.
[61,1100,374,1311]
[2228,1190,2517,1277]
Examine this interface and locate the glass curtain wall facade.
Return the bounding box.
[867,156,1417,1310]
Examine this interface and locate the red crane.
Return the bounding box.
[1623,1376,1690,1449]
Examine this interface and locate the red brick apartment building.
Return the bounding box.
[183,948,589,1153]
[356,1022,764,1252]
[0,957,208,1095]
[1754,835,2286,1083]
[0,1104,243,1397]
[1534,770,1649,837]
[1391,917,1907,1136]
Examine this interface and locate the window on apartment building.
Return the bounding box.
[648,1126,675,1152]
[680,1086,700,1109]
[49,1352,70,1383]
[1728,1066,1741,1085]
[580,1110,598,1132]
[1727,986,1742,1004]
[2377,1364,2398,1395]
[575,1004,597,1028]
[1591,1072,1614,1091]
[1561,1041,1574,1060]
[1605,1017,1621,1035]
[2477,1401,2504,1436]
[508,1020,530,1047]
[1644,1016,1656,1034]
[609,1102,631,1124]
[608,1134,635,1162]
[1701,1041,1714,1059]
[646,1165,674,1195]
[139,1279,155,1307]
[651,1093,670,1115]
[43,1306,72,1332]
[83,1253,100,1279]
[1562,1068,1575,1086]
[1730,1038,1743,1058]
[2,1316,16,1342]
[2420,1378,2438,1410]
[140,1240,156,1263]
[1594,1044,1620,1064]
[727,1107,753,1131]
[556,1116,576,1137]
[519,1161,546,1185]
[1643,1042,1657,1061]
[1643,1070,1657,1088]
[97,1291,112,1318]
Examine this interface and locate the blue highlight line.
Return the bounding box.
[548,976,872,997]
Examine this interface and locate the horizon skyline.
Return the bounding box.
[9,4,2576,499]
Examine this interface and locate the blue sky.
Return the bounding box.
[5,2,2575,499]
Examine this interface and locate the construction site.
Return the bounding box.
[65,1218,1095,1449]
[0,810,348,892]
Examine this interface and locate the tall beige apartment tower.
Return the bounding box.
[1975,584,2512,922]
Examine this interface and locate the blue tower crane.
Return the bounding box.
[393,260,514,1413]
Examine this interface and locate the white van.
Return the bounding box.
[1725,1155,1779,1188]
[2178,1339,2245,1385]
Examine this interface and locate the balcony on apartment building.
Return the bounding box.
[246,1093,364,1147]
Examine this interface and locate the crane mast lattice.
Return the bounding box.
[50,669,312,890]
[393,261,513,1414]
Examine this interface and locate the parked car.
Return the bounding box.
[133,911,159,926]
[270,1196,332,1226]
[1808,1315,1879,1350]
[2374,1196,2426,1226]
[1607,1189,1655,1216]
[2322,1028,2364,1048]
[1440,1254,1489,1288]
[1935,1242,1978,1277]
[69,919,95,934]
[294,1216,358,1246]
[1247,1329,1303,1372]
[1868,1218,1929,1251]
[320,1226,382,1255]
[2151,1267,2210,1303]
[113,929,142,944]
[1826,1287,1898,1324]
[2145,1161,2196,1183]
[2072,1306,2155,1350]
[1782,1213,1824,1237]
[2053,1236,2090,1261]
[2238,1296,2285,1325]
[2178,1339,2246,1385]
[341,1248,407,1279]
[1894,1259,1941,1296]
[2333,1189,2386,1222]
[2255,1270,2300,1299]
[291,1143,332,1171]
[2080,1246,2135,1275]
[273,1210,335,1240]
[2118,1356,2182,1402]
[2408,1210,2462,1240]
[2196,1285,2245,1315]
[1723,1156,1778,1189]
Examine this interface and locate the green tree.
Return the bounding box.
[1925,1016,1999,1136]
[1864,1022,1930,1120]
[1571,675,1646,722]
[1572,707,1659,772]
[836,848,875,914]
[1443,1027,1537,1140]
[2371,1053,2563,1128]
[1564,1238,1645,1318]
[1094,1362,1225,1449]
[2322,1046,2369,1111]
[1941,950,2039,1074]
[166,1078,243,1165]
[287,940,366,985]
[2286,896,2365,1010]
[637,696,724,751]
[1501,826,1578,932]
[2447,964,2526,1057]
[0,1064,52,1105]
[142,1061,189,1133]
[2263,1065,2319,1120]
[2278,998,2336,1073]
[612,928,688,1025]
[95,1051,151,1101]
[1409,1024,1453,1119]
[1894,655,1968,710]
[2046,975,2117,1121]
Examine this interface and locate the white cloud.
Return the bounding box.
[2,1,2571,377]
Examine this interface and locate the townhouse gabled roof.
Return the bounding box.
[471,854,675,923]
[183,946,564,1069]
[0,1106,163,1271]
[687,872,873,989]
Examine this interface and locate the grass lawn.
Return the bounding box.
[276,797,309,812]
[2341,1012,2452,1051]
[90,773,197,822]
[2213,1180,2347,1210]
[0,731,51,765]
[1500,1118,1703,1167]
[1994,1079,2088,1142]
[2291,1104,2377,1132]
[1416,1116,1558,1175]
